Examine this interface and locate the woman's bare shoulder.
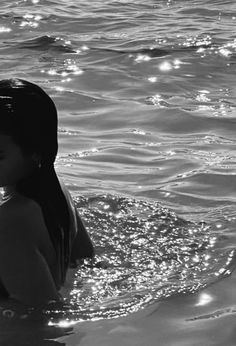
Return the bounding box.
[0,195,46,240]
[0,194,41,218]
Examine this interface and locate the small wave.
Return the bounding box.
[145,89,236,117]
[97,47,170,58]
[6,35,77,53]
[57,148,100,164]
[91,43,213,59]
[58,127,81,136]
[187,306,236,321]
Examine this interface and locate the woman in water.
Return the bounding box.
[0,78,94,307]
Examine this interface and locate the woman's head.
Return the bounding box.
[0,78,58,168]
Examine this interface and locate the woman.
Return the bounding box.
[0,78,94,307]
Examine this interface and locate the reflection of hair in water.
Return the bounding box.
[0,78,70,285]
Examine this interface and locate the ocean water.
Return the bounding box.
[0,0,236,345]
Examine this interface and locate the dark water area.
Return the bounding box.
[0,0,236,345]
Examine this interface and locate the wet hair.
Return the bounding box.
[0,78,70,284]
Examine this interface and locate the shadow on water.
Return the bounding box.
[0,302,81,346]
[0,322,72,346]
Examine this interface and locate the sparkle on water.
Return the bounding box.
[46,195,235,324]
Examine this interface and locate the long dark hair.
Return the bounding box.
[0,78,70,284]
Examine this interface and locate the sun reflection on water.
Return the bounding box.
[45,195,235,324]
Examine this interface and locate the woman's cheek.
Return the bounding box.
[0,160,23,185]
[0,165,16,185]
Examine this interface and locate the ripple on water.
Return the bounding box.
[15,35,77,53]
[46,195,235,323]
[145,88,236,117]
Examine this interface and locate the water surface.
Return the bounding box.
[0,0,236,345]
